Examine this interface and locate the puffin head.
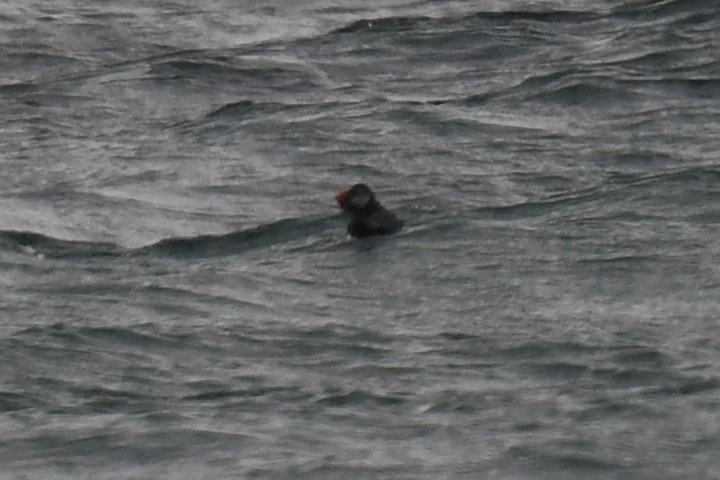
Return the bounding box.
[335,183,376,213]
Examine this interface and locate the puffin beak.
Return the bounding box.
[335,188,348,205]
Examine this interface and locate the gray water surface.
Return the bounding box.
[1,1,719,478]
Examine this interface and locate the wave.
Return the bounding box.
[465,9,602,23]
[165,99,282,133]
[0,82,37,96]
[13,323,185,351]
[321,0,709,47]
[532,76,720,104]
[461,67,655,108]
[331,9,604,37]
[0,215,340,260]
[204,99,266,119]
[474,166,720,221]
[147,54,326,89]
[529,79,645,106]
[332,16,431,34]
[613,0,713,20]
[0,230,124,258]
[136,215,336,258]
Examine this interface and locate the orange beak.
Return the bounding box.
[335,188,348,205]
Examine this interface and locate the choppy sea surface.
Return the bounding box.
[1,1,720,478]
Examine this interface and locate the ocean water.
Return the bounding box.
[1,0,720,478]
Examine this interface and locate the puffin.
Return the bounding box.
[335,183,403,238]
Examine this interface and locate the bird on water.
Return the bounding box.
[335,183,403,238]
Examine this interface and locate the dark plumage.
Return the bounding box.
[335,183,403,238]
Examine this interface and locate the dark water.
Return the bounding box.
[2,1,720,478]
